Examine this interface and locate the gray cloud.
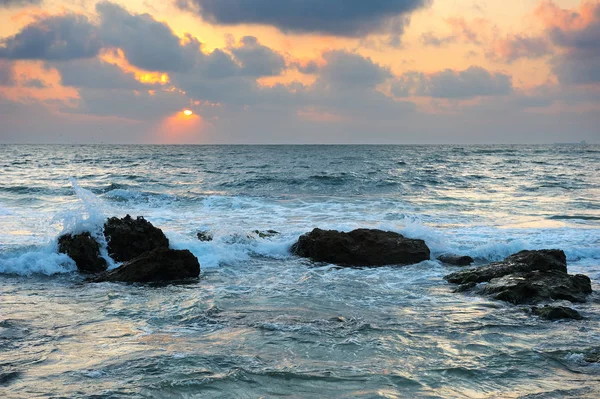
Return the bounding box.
[53,59,144,89]
[96,2,200,72]
[230,36,286,77]
[0,60,15,86]
[178,0,430,37]
[394,66,513,99]
[318,50,392,90]
[548,4,600,84]
[0,14,101,60]
[490,35,551,62]
[0,0,41,7]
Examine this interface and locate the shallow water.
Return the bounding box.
[1,145,599,398]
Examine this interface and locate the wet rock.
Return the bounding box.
[197,231,213,242]
[531,305,582,320]
[253,230,280,239]
[437,254,474,266]
[103,215,169,262]
[89,247,200,283]
[444,249,567,285]
[453,282,477,293]
[479,271,592,304]
[584,350,600,363]
[291,228,430,267]
[57,232,107,273]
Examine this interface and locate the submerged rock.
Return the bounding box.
[90,247,200,283]
[103,215,169,262]
[57,233,107,273]
[437,254,474,266]
[444,249,567,285]
[253,230,280,239]
[531,305,582,320]
[480,271,592,304]
[197,231,213,242]
[291,228,430,267]
[584,350,600,363]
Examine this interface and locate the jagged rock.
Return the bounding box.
[445,249,567,285]
[584,350,600,363]
[197,231,213,242]
[253,230,280,239]
[103,215,169,262]
[291,228,430,267]
[531,305,582,320]
[479,270,592,304]
[437,254,474,266]
[57,233,107,273]
[89,247,200,283]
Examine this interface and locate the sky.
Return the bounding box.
[0,0,598,144]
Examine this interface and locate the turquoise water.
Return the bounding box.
[1,145,599,398]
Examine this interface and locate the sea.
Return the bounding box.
[0,144,599,398]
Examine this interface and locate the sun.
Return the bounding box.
[183,109,193,116]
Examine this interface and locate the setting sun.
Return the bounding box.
[183,109,193,116]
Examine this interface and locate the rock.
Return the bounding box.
[445,249,567,285]
[103,215,169,262]
[291,228,430,267]
[437,254,474,266]
[531,305,582,320]
[453,282,477,293]
[253,230,280,239]
[197,231,213,242]
[89,247,200,283]
[584,351,600,363]
[479,270,592,304]
[57,233,107,273]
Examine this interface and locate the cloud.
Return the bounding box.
[0,0,41,7]
[0,60,15,86]
[0,14,101,60]
[544,1,600,84]
[53,59,144,89]
[230,36,286,77]
[96,1,199,72]
[394,66,513,99]
[488,35,551,62]
[177,0,430,37]
[318,50,392,90]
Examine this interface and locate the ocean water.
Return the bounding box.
[0,144,599,398]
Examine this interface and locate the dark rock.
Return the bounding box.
[445,249,567,285]
[253,230,280,239]
[479,271,592,304]
[531,305,582,320]
[57,233,107,273]
[453,282,477,293]
[437,254,474,266]
[584,351,600,363]
[89,247,200,283]
[291,228,430,267]
[197,231,213,242]
[103,215,169,262]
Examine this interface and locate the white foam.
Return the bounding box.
[0,245,76,276]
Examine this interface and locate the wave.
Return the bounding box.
[549,215,600,221]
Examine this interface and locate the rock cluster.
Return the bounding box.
[57,215,200,283]
[444,249,592,317]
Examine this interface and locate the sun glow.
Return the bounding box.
[183,109,193,116]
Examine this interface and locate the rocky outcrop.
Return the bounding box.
[89,247,200,283]
[197,231,213,242]
[103,215,169,262]
[437,254,474,266]
[445,249,593,305]
[445,249,567,285]
[57,233,107,273]
[291,228,430,267]
[480,271,591,304]
[531,305,583,321]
